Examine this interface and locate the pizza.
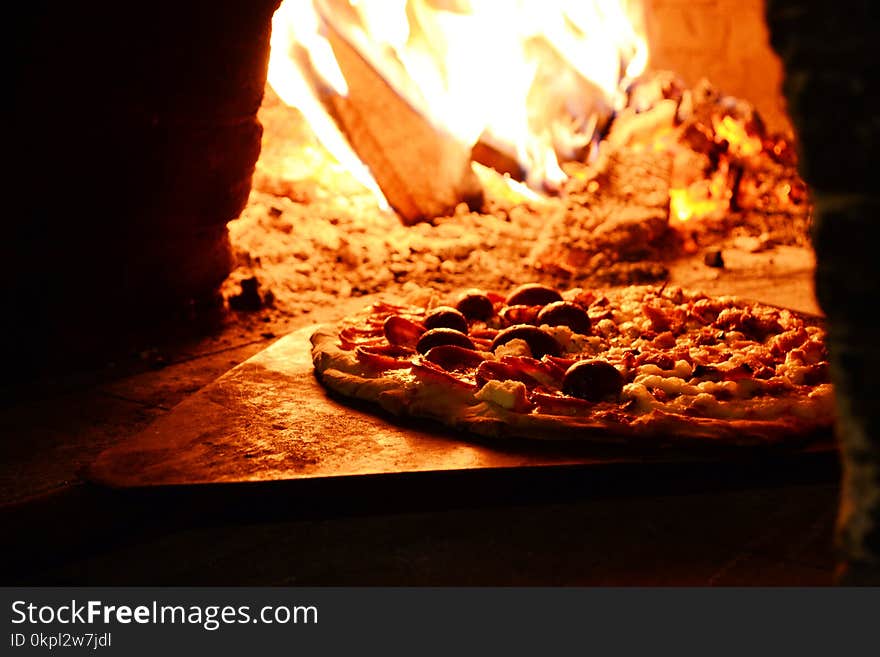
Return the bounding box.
[310,283,834,448]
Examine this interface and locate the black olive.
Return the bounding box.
[562,360,624,402]
[505,283,563,307]
[536,301,592,334]
[424,306,469,333]
[455,289,495,321]
[416,328,476,354]
[489,324,561,359]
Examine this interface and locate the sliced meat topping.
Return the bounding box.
[383,315,425,349]
[423,345,487,371]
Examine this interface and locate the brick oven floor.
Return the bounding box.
[0,289,840,586]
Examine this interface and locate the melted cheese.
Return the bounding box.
[493,338,532,359]
[634,374,698,396]
[638,360,693,379]
[540,325,598,355]
[476,380,530,411]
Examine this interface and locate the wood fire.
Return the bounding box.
[223,0,813,321]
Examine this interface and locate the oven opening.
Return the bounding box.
[225,0,813,322]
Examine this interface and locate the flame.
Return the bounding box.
[267,0,648,199]
[268,0,389,206]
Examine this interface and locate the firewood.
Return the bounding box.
[319,17,483,225]
[471,140,525,181]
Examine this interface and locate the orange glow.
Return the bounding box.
[712,115,763,158]
[669,169,731,223]
[267,0,648,198]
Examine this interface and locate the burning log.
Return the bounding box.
[314,10,483,225]
[268,0,650,221]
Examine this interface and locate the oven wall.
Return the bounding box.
[643,0,792,133]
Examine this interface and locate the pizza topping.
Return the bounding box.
[529,390,597,415]
[690,297,725,324]
[713,307,783,341]
[505,283,563,307]
[475,379,533,412]
[651,331,677,349]
[540,325,600,355]
[798,338,827,363]
[500,304,540,325]
[500,356,566,388]
[416,327,476,354]
[769,327,809,356]
[691,362,753,381]
[455,289,495,321]
[562,359,625,402]
[594,318,619,337]
[693,328,723,346]
[475,360,542,388]
[637,351,676,370]
[536,301,592,335]
[321,283,832,436]
[490,325,562,359]
[411,360,478,390]
[355,345,414,370]
[424,306,469,333]
[786,361,830,386]
[493,337,534,359]
[383,315,426,348]
[639,359,694,379]
[423,344,487,371]
[643,302,673,332]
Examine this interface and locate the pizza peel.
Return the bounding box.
[86,324,836,495]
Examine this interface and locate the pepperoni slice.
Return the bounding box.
[475,360,542,388]
[423,345,487,371]
[356,346,414,370]
[383,315,426,349]
[500,304,539,325]
[499,356,566,388]
[529,391,596,414]
[411,361,478,390]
